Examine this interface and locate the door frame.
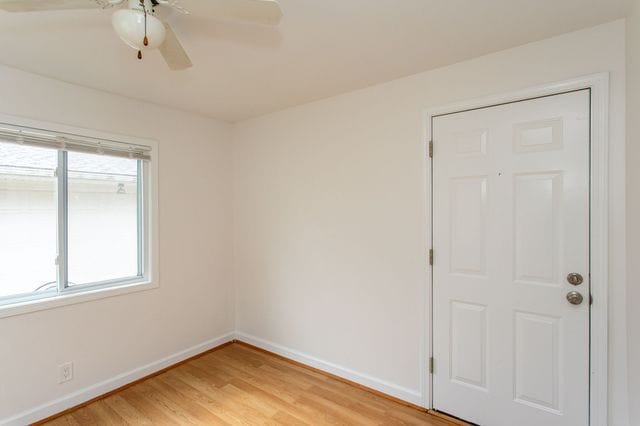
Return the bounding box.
[421,73,609,425]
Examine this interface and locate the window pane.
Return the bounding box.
[67,152,139,286]
[0,142,58,298]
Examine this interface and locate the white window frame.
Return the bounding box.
[0,113,159,319]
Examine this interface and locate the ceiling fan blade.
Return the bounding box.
[0,0,101,12]
[159,23,193,71]
[185,0,282,25]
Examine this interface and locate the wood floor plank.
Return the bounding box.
[170,369,279,424]
[118,387,176,424]
[270,410,309,426]
[68,406,100,424]
[40,343,457,425]
[101,395,152,425]
[82,400,128,426]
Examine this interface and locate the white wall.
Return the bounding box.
[0,65,235,422]
[0,17,632,426]
[626,1,640,424]
[233,21,629,424]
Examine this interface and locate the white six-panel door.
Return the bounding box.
[432,90,590,426]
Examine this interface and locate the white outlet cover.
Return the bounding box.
[58,362,73,384]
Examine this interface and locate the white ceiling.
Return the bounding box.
[0,0,629,122]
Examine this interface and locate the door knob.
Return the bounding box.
[567,273,584,286]
[566,291,584,305]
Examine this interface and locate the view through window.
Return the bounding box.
[0,143,57,298]
[0,139,144,303]
[68,152,139,286]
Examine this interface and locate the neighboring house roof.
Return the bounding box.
[0,141,137,180]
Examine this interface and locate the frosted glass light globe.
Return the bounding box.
[112,9,166,50]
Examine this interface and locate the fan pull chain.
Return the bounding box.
[138,0,149,60]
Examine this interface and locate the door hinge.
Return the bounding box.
[428,140,433,158]
[429,249,434,266]
[429,357,434,374]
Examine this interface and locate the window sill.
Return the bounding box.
[0,280,158,319]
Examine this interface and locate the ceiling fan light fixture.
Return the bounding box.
[112,9,166,51]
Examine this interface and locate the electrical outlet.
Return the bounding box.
[59,362,73,383]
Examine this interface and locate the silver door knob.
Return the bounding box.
[567,273,584,286]
[566,291,584,305]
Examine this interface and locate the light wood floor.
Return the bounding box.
[40,342,454,425]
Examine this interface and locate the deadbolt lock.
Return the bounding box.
[567,273,584,286]
[566,291,584,305]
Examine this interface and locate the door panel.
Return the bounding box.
[450,300,488,390]
[450,176,488,276]
[514,311,561,412]
[432,90,590,426]
[513,172,562,286]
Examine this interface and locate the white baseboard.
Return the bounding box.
[3,331,423,425]
[2,332,235,426]
[234,331,424,407]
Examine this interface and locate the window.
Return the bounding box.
[0,122,153,309]
[0,144,57,299]
[67,152,140,286]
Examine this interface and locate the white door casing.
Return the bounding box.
[431,90,590,426]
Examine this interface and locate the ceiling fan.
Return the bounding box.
[0,0,283,70]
